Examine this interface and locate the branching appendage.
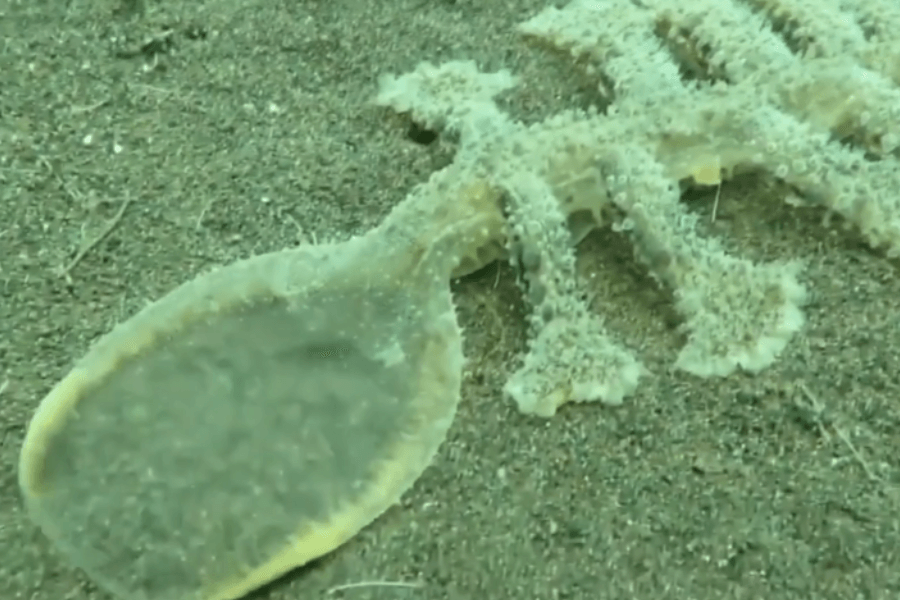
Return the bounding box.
[372,0,900,414]
[498,171,643,417]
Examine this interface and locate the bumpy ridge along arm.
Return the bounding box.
[522,0,900,155]
[520,0,900,255]
[643,0,900,154]
[744,0,900,85]
[498,170,643,417]
[599,144,807,377]
[375,60,518,137]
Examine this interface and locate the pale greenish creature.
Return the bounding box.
[18,175,503,600]
[20,1,900,598]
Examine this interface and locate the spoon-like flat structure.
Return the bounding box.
[18,232,466,600]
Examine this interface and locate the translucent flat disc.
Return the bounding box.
[19,246,463,600]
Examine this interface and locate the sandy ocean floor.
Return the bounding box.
[1,1,899,599]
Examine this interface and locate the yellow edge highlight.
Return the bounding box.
[19,251,461,600]
[18,294,257,497]
[209,443,418,600]
[18,251,294,496]
[207,325,458,600]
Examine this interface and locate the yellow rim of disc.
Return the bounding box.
[19,247,462,600]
